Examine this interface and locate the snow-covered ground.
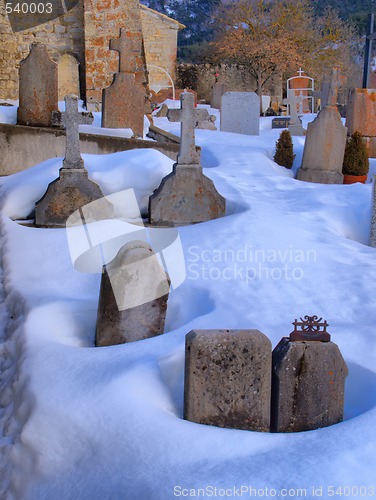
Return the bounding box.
[0,103,376,499]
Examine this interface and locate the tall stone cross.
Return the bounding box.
[110,28,143,74]
[283,94,304,123]
[52,94,93,169]
[327,68,342,107]
[167,92,208,165]
[363,13,376,88]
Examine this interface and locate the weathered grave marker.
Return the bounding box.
[211,82,226,110]
[96,241,170,346]
[220,92,260,136]
[312,81,330,111]
[58,54,80,100]
[149,92,225,226]
[184,329,272,432]
[282,95,305,136]
[35,94,113,227]
[17,44,58,127]
[102,29,148,137]
[297,76,346,184]
[271,316,348,433]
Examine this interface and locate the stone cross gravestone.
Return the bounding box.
[35,94,113,227]
[220,92,260,135]
[102,29,148,137]
[271,316,348,433]
[282,95,305,136]
[184,329,272,432]
[96,240,170,346]
[17,44,58,128]
[327,68,342,107]
[149,92,225,226]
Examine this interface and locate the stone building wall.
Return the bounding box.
[141,6,184,93]
[0,1,182,103]
[0,1,85,100]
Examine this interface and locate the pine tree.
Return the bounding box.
[342,131,369,176]
[274,130,295,169]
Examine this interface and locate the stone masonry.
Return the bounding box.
[0,2,183,103]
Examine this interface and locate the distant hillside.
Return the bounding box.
[313,0,375,34]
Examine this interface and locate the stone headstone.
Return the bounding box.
[96,241,170,346]
[346,88,376,157]
[184,329,272,432]
[58,54,80,100]
[35,95,113,227]
[271,316,348,432]
[17,44,58,127]
[211,82,226,109]
[282,95,305,136]
[102,29,148,137]
[272,117,290,129]
[297,106,346,184]
[149,92,225,226]
[220,92,260,135]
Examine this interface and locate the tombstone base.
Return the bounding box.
[149,164,226,226]
[35,168,113,228]
[271,338,348,433]
[296,168,344,184]
[288,123,305,136]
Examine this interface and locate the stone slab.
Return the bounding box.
[220,92,260,135]
[96,241,170,346]
[271,338,348,432]
[346,88,376,137]
[102,72,145,137]
[35,168,113,228]
[17,44,58,128]
[149,165,226,226]
[184,329,272,431]
[297,106,347,184]
[272,117,290,129]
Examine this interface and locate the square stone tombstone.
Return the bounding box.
[184,329,272,432]
[220,92,260,135]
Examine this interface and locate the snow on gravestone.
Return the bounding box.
[35,94,113,227]
[220,92,260,135]
[17,43,59,128]
[271,316,348,433]
[96,241,170,346]
[184,330,272,432]
[102,28,148,138]
[149,92,226,226]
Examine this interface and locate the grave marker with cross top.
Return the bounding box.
[167,92,209,165]
[110,28,144,74]
[52,94,93,169]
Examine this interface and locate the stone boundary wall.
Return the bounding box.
[0,123,179,175]
[177,63,283,103]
